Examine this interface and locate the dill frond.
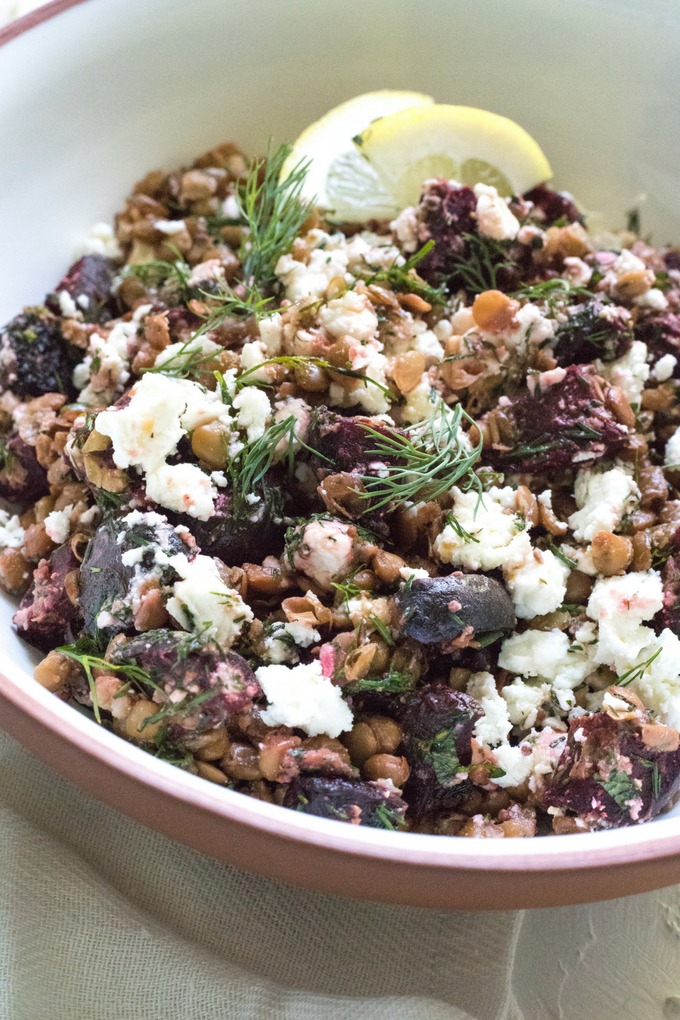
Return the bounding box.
[356,401,483,511]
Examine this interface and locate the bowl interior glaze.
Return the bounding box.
[1,0,680,909]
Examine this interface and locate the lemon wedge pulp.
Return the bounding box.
[280,90,434,218]
[355,104,552,212]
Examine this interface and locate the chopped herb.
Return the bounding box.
[444,509,479,544]
[368,614,395,647]
[512,277,591,308]
[143,338,221,380]
[416,727,461,786]
[454,232,517,295]
[357,401,483,511]
[617,647,662,687]
[141,688,216,729]
[356,239,445,304]
[236,353,393,401]
[474,630,506,649]
[372,801,406,831]
[596,769,640,811]
[57,638,155,724]
[548,543,577,569]
[346,669,417,695]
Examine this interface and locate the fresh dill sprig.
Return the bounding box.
[194,280,275,333]
[238,142,313,290]
[230,413,327,509]
[143,338,220,380]
[356,240,445,304]
[548,543,577,569]
[369,615,395,647]
[236,354,393,400]
[346,670,417,695]
[57,638,155,724]
[93,487,129,516]
[371,801,406,830]
[454,233,517,295]
[617,647,662,688]
[356,401,483,511]
[141,689,216,729]
[123,255,192,295]
[331,571,363,607]
[511,278,592,309]
[443,509,479,544]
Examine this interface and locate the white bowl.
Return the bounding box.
[2,0,680,910]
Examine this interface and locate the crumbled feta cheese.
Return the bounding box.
[95,373,229,519]
[145,462,218,521]
[80,222,121,259]
[401,373,440,424]
[153,218,187,235]
[631,628,680,729]
[491,744,535,788]
[562,256,593,287]
[435,486,530,571]
[275,232,351,301]
[399,566,430,582]
[74,318,137,406]
[258,312,283,355]
[263,619,321,664]
[597,340,649,406]
[501,679,550,728]
[291,519,355,589]
[256,660,353,737]
[232,386,271,442]
[653,353,677,381]
[154,334,222,374]
[499,627,595,714]
[0,509,24,549]
[58,291,80,319]
[390,206,419,252]
[474,184,520,241]
[44,504,74,544]
[329,343,390,415]
[635,287,669,311]
[567,465,639,542]
[665,425,680,467]
[503,548,569,619]
[318,290,378,343]
[587,570,664,673]
[467,671,512,747]
[166,553,253,646]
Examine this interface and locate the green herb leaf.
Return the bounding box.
[596,769,640,811]
[617,647,662,688]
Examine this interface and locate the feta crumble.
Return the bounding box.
[256,660,353,737]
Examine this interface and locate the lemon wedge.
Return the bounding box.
[280,90,434,219]
[353,104,552,215]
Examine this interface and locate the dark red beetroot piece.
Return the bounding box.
[78,512,192,640]
[165,484,289,566]
[523,184,584,226]
[283,775,407,828]
[496,363,630,475]
[552,301,633,366]
[46,255,118,323]
[657,543,680,636]
[0,311,77,400]
[543,709,680,829]
[110,629,260,736]
[415,180,478,288]
[395,573,516,645]
[0,435,49,504]
[400,684,482,820]
[13,543,81,652]
[307,406,405,476]
[635,310,680,373]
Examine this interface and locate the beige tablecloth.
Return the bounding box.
[2,727,680,1020]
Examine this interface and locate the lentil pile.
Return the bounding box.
[4,139,680,837]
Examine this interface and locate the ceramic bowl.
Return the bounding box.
[2,0,680,910]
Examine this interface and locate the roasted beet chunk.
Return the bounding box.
[0,310,76,399]
[79,511,190,640]
[497,364,629,475]
[110,629,259,735]
[635,310,680,368]
[167,485,288,565]
[0,434,48,503]
[552,301,633,366]
[400,684,482,819]
[46,255,117,322]
[523,184,584,226]
[543,706,680,829]
[307,406,403,476]
[13,543,81,651]
[415,180,477,287]
[396,574,515,645]
[283,775,407,828]
[657,545,680,636]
